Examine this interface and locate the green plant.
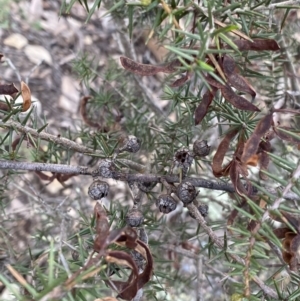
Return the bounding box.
[1,0,300,300]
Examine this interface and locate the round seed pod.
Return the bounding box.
[156,194,177,214]
[137,181,157,193]
[126,208,144,227]
[193,140,210,157]
[177,182,197,204]
[189,203,209,219]
[93,159,115,178]
[119,135,141,153]
[71,250,79,261]
[173,148,194,169]
[198,203,209,217]
[88,180,109,200]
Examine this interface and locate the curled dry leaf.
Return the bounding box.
[105,250,139,300]
[229,160,247,196]
[170,72,190,87]
[65,203,152,300]
[271,211,300,270]
[80,96,120,131]
[120,56,180,75]
[93,203,110,252]
[222,55,256,99]
[0,102,9,111]
[220,84,259,112]
[195,87,217,125]
[205,74,224,89]
[241,112,273,164]
[0,83,18,96]
[227,198,247,226]
[212,128,239,177]
[258,140,271,180]
[21,81,31,111]
[80,96,104,129]
[233,39,280,51]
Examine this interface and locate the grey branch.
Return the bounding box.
[1,160,300,203]
[0,159,234,191]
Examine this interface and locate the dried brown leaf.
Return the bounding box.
[106,250,139,300]
[115,227,139,250]
[136,240,153,290]
[273,227,290,239]
[258,140,271,180]
[222,55,256,99]
[120,56,180,75]
[258,152,269,180]
[170,72,190,87]
[246,154,259,167]
[0,102,9,111]
[205,74,224,89]
[195,88,217,125]
[0,83,18,96]
[281,211,300,233]
[233,39,280,51]
[282,251,292,265]
[21,81,31,112]
[290,234,300,256]
[220,84,260,111]
[230,160,251,196]
[227,198,247,226]
[234,132,246,159]
[93,203,110,252]
[35,171,56,182]
[55,173,76,183]
[241,113,273,164]
[212,128,239,177]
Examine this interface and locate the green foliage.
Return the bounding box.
[2,0,300,300]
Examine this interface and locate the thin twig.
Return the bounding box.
[186,202,278,299]
[0,119,103,156]
[5,59,21,82]
[160,0,181,30]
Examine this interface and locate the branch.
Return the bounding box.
[0,159,235,191]
[1,160,300,204]
[0,120,103,156]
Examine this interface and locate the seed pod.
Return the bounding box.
[189,203,209,219]
[156,194,177,214]
[198,203,209,217]
[119,135,141,153]
[173,148,194,169]
[126,208,144,227]
[88,179,110,200]
[193,140,210,157]
[93,159,115,178]
[177,182,197,204]
[137,181,157,192]
[71,250,79,261]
